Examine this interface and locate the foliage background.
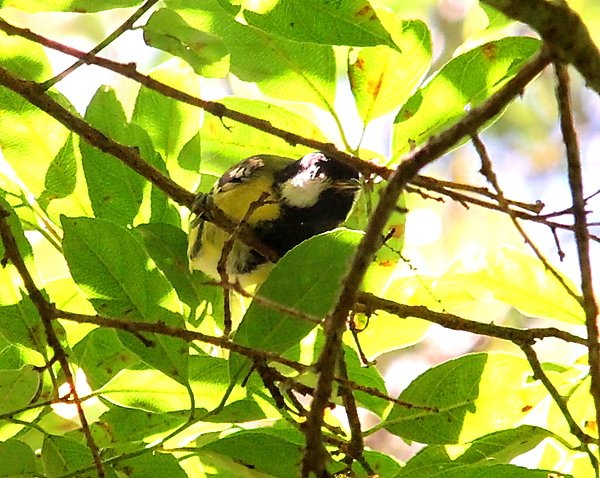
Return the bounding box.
[0,0,599,477]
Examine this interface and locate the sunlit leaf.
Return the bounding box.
[391,37,541,161]
[131,59,201,191]
[166,0,336,108]
[385,353,547,444]
[443,246,584,324]
[221,0,399,50]
[144,9,230,78]
[0,33,69,197]
[2,0,141,12]
[349,16,431,123]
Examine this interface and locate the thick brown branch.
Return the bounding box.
[302,49,552,477]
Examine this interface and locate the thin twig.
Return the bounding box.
[520,343,599,474]
[358,291,587,345]
[42,0,160,89]
[472,133,582,303]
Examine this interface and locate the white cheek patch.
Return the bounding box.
[280,169,328,208]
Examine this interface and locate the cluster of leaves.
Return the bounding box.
[0,0,596,477]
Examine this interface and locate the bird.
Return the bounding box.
[187,151,360,286]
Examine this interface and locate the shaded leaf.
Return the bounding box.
[230,230,361,382]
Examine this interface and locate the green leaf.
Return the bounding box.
[61,217,188,383]
[0,198,36,307]
[100,406,187,443]
[0,439,37,478]
[384,352,547,444]
[398,450,567,477]
[0,366,39,414]
[112,453,186,478]
[100,355,249,413]
[166,0,336,107]
[456,425,558,464]
[134,223,199,310]
[0,33,69,197]
[131,60,201,191]
[0,299,47,356]
[442,246,584,324]
[41,435,94,478]
[225,0,399,50]
[392,37,541,161]
[230,230,362,381]
[349,17,431,123]
[144,8,229,78]
[199,429,303,478]
[80,87,146,226]
[200,97,327,176]
[2,0,141,12]
[72,328,139,389]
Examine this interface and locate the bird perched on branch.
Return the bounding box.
[188,151,360,286]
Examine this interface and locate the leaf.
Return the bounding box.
[72,328,139,389]
[348,16,431,123]
[397,449,568,478]
[100,355,254,414]
[442,246,584,324]
[131,59,201,191]
[384,352,547,444]
[0,439,37,478]
[3,0,141,12]
[166,0,336,107]
[456,425,558,464]
[223,0,398,50]
[0,299,46,356]
[144,8,229,78]
[0,366,39,414]
[134,223,199,310]
[80,87,146,226]
[0,32,69,197]
[61,217,188,383]
[41,435,95,478]
[230,230,362,382]
[200,97,327,175]
[112,453,187,478]
[99,406,187,443]
[199,429,303,478]
[392,37,541,161]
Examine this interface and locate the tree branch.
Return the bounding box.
[301,49,552,477]
[555,63,600,441]
[0,205,106,478]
